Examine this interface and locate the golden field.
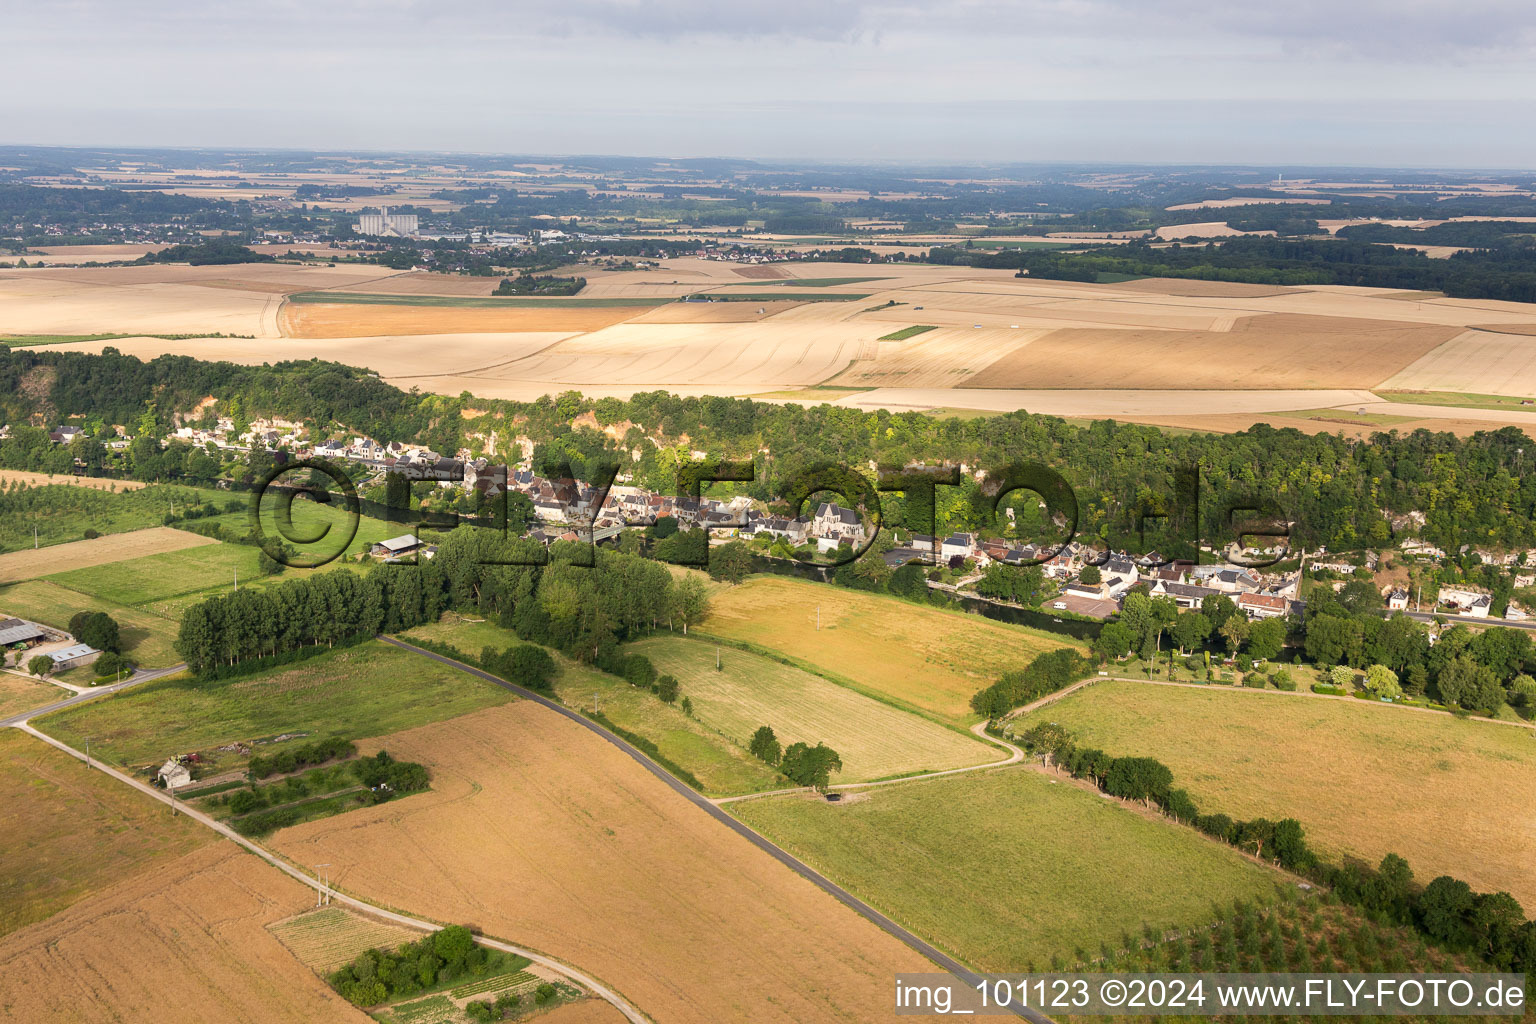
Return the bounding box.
[0,845,370,1023]
[0,730,213,936]
[12,256,1536,430]
[1022,680,1536,910]
[700,576,1083,724]
[0,526,217,586]
[269,702,950,1024]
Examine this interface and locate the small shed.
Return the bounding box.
[157,758,192,790]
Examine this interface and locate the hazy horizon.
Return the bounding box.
[8,1,1536,167]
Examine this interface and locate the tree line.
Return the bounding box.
[1016,722,1536,973]
[175,530,707,674]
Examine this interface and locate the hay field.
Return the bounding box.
[0,672,67,720]
[280,302,650,337]
[700,577,1082,724]
[733,766,1282,971]
[963,313,1459,390]
[270,702,949,1024]
[269,906,423,973]
[0,729,212,935]
[0,844,371,1023]
[1022,680,1536,910]
[37,641,514,774]
[0,469,145,492]
[1380,328,1536,396]
[628,635,995,782]
[0,526,217,586]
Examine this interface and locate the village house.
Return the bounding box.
[941,533,976,562]
[1237,593,1289,620]
[1387,588,1410,611]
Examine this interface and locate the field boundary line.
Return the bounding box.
[683,628,982,737]
[6,719,653,1024]
[1097,673,1536,731]
[380,634,1054,1024]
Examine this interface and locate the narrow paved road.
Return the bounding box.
[381,636,1052,1024]
[0,661,187,728]
[6,718,650,1024]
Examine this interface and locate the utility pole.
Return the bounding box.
[816,605,820,631]
[233,567,237,592]
[84,737,91,770]
[314,864,331,906]
[33,525,38,549]
[716,646,721,670]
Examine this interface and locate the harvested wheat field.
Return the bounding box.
[270,702,949,1024]
[1154,221,1275,239]
[0,271,280,337]
[628,299,806,323]
[831,326,1050,387]
[1024,680,1536,910]
[0,844,371,1023]
[0,469,145,492]
[281,301,651,337]
[269,906,423,974]
[0,730,212,935]
[701,577,1083,724]
[830,387,1379,417]
[445,322,884,394]
[1380,328,1536,396]
[0,526,217,585]
[963,313,1460,390]
[536,1001,631,1024]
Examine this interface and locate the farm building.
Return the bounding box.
[0,618,50,648]
[372,534,422,558]
[47,643,100,672]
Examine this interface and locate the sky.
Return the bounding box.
[6,0,1536,167]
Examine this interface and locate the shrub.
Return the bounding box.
[94,650,135,679]
[1272,670,1297,691]
[83,528,100,539]
[479,644,555,690]
[623,653,656,689]
[26,654,52,677]
[1242,674,1266,689]
[534,982,557,1005]
[970,648,1096,718]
